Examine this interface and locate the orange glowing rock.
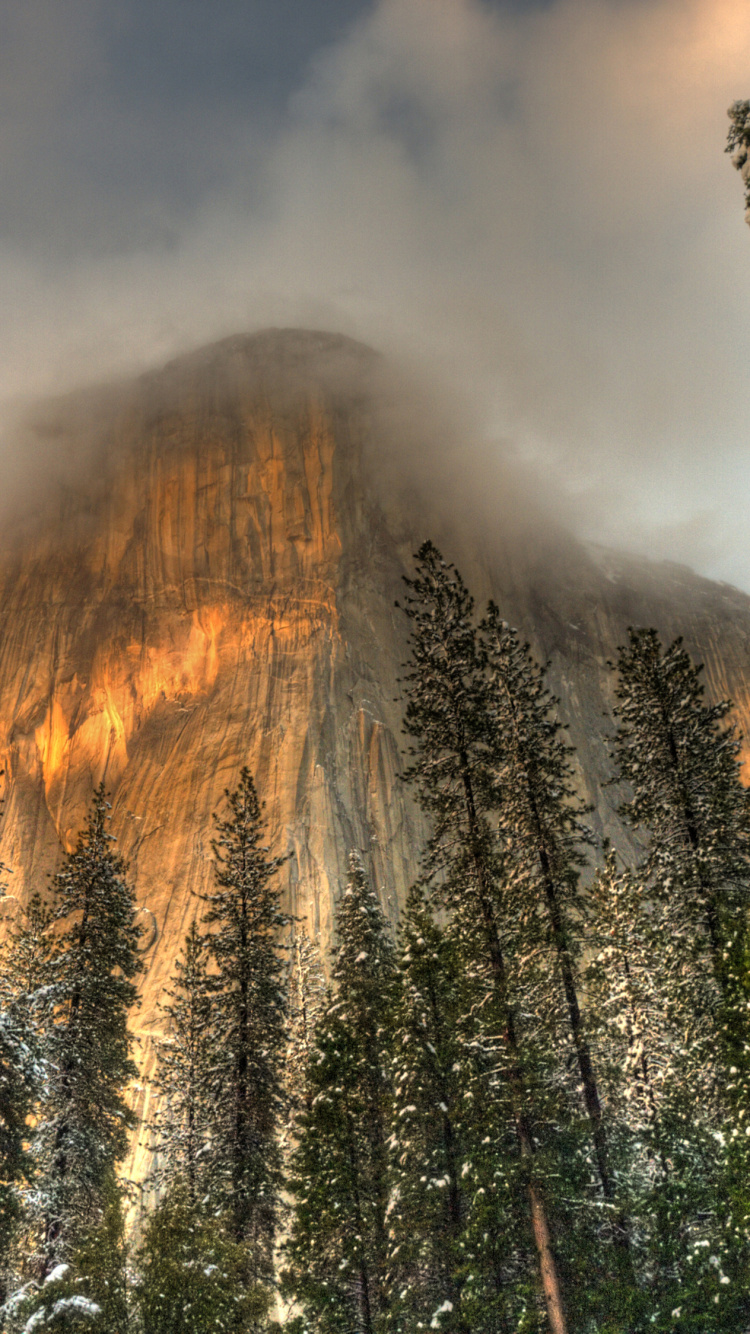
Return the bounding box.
[1,329,750,1186]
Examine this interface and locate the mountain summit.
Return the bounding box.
[0,329,749,1179]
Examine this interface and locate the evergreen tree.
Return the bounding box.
[201,767,290,1291]
[398,541,569,1334]
[135,1183,270,1334]
[727,98,750,225]
[0,895,54,1309]
[607,629,750,1325]
[610,629,750,1039]
[479,609,630,1260]
[0,931,45,1301]
[586,853,670,1175]
[282,928,327,1153]
[0,997,36,1300]
[2,895,54,1009]
[149,922,215,1207]
[587,853,750,1327]
[385,886,474,1334]
[284,852,396,1334]
[386,887,547,1333]
[35,784,142,1276]
[10,1173,130,1333]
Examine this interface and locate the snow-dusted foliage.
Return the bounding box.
[386,886,518,1334]
[201,767,290,1285]
[10,1179,129,1334]
[727,99,750,225]
[0,923,45,1298]
[282,928,327,1154]
[586,850,725,1299]
[148,922,216,1206]
[134,1183,270,1334]
[33,785,141,1276]
[283,852,396,1334]
[479,608,629,1235]
[140,768,290,1327]
[6,554,750,1328]
[605,629,750,1326]
[612,630,750,985]
[610,629,750,1096]
[398,542,571,1334]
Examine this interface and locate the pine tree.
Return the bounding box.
[586,853,670,1173]
[397,541,570,1334]
[587,853,750,1327]
[135,1183,270,1334]
[0,819,41,1294]
[149,921,215,1207]
[0,930,44,1302]
[727,99,750,225]
[201,767,290,1291]
[607,629,750,1325]
[11,1173,130,1333]
[284,852,396,1334]
[479,608,631,1264]
[386,886,474,1334]
[282,928,327,1152]
[35,784,142,1276]
[2,894,54,1009]
[610,629,750,1042]
[0,997,36,1300]
[0,895,54,1310]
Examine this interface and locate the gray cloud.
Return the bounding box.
[1,0,749,587]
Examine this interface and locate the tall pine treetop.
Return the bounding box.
[51,785,143,988]
[38,784,142,1274]
[398,542,495,843]
[200,766,291,1283]
[149,921,215,1206]
[611,628,750,914]
[480,604,591,890]
[332,851,396,1022]
[207,766,290,947]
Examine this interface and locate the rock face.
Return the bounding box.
[1,328,750,1178]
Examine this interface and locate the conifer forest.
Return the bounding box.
[2,541,750,1334]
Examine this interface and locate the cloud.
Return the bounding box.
[1,0,750,586]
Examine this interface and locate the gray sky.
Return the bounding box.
[2,0,750,589]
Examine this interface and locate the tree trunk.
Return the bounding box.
[460,760,569,1334]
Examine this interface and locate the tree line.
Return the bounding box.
[1,540,749,1333]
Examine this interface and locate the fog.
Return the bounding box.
[1,0,750,588]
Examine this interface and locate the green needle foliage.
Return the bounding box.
[386,886,476,1334]
[201,767,290,1293]
[149,922,216,1208]
[479,608,638,1319]
[282,929,327,1157]
[36,784,141,1277]
[284,852,396,1334]
[726,99,750,223]
[397,541,571,1334]
[607,629,750,1326]
[135,1183,270,1334]
[0,915,45,1303]
[611,629,750,1002]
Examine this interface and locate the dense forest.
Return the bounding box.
[1,541,749,1334]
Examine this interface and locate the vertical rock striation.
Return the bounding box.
[0,328,749,1180]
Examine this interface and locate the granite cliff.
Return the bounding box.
[0,328,749,1179]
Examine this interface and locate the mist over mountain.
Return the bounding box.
[1,0,749,588]
[1,329,749,1195]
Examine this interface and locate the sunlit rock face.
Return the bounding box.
[1,327,750,1179]
[0,331,424,1010]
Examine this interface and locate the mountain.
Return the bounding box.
[1,327,749,1178]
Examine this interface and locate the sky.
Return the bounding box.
[1,0,750,588]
